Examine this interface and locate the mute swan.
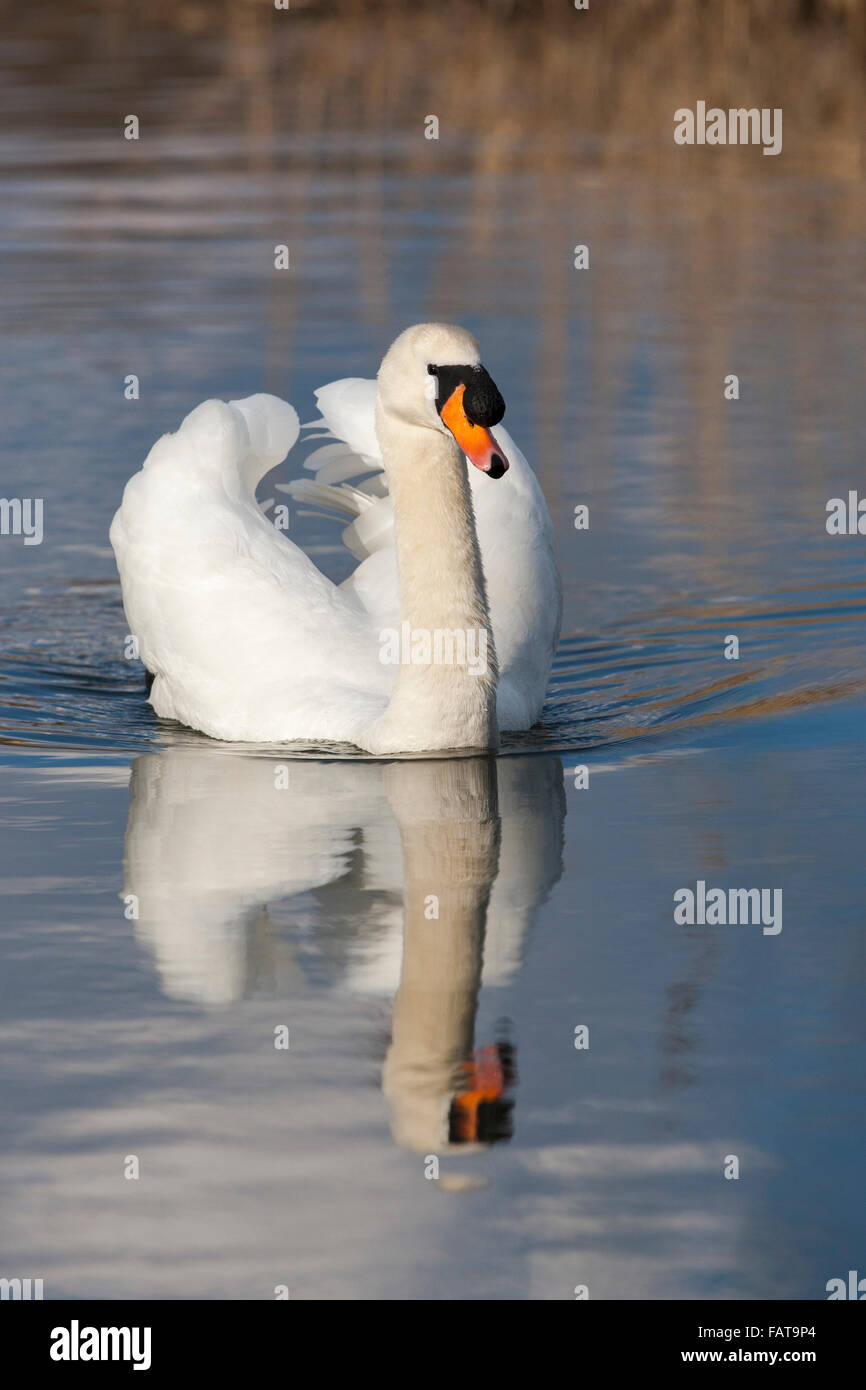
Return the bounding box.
[111,324,561,754]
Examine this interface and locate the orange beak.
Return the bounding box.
[440,383,509,478]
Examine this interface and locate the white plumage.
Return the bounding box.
[111,325,561,752]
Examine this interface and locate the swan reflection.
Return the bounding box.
[122,748,565,1154]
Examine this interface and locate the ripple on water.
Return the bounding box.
[0,577,864,761]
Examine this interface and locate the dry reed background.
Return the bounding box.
[1,0,863,178]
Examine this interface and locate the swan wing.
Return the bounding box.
[111,394,391,744]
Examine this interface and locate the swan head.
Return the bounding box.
[377,323,509,478]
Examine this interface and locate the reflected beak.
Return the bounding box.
[440,384,509,479]
[448,1043,515,1145]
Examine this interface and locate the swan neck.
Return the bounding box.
[372,404,499,752]
[380,415,491,634]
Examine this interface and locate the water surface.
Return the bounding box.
[0,3,864,1299]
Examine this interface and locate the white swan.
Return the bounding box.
[110,324,561,754]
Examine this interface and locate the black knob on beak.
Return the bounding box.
[463,367,505,428]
